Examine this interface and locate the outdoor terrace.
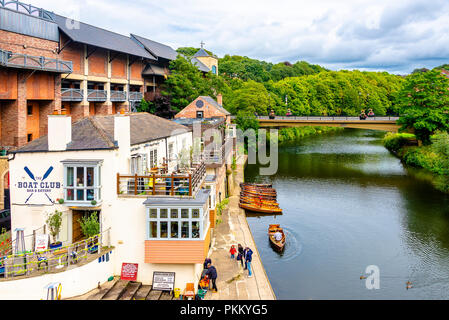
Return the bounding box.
[117,161,206,197]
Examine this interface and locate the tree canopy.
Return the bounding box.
[395,69,449,143]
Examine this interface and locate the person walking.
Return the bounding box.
[245,248,254,277]
[237,244,244,268]
[206,263,218,292]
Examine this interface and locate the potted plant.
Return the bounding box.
[78,211,100,254]
[90,200,97,206]
[46,210,63,249]
[57,198,64,204]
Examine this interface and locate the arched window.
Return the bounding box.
[212,65,217,74]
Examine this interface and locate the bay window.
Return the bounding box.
[147,207,208,240]
[62,160,102,205]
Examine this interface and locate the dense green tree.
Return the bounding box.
[395,69,449,143]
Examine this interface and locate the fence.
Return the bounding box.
[257,116,400,121]
[0,228,111,279]
[0,49,73,73]
[117,162,206,197]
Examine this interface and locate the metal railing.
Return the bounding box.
[110,90,127,102]
[0,49,73,73]
[128,91,143,101]
[61,88,84,102]
[202,138,234,165]
[0,0,55,21]
[117,161,206,197]
[257,116,400,121]
[1,228,111,279]
[87,89,107,102]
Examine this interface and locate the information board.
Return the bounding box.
[35,234,48,252]
[152,271,176,291]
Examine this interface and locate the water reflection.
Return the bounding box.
[246,129,449,299]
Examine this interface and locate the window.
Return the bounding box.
[27,105,33,116]
[196,111,204,119]
[149,149,158,168]
[64,163,101,203]
[212,65,217,74]
[147,207,205,240]
[27,134,33,142]
[168,143,174,161]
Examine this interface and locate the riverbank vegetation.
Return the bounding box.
[140,48,407,122]
[384,131,449,193]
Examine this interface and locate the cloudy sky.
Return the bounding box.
[34,0,449,74]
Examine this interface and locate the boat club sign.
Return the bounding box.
[15,166,62,205]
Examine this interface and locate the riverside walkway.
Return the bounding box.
[205,155,276,300]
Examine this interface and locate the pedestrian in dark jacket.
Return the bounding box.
[203,258,211,270]
[237,244,244,268]
[206,263,218,292]
[245,248,254,277]
[244,247,250,270]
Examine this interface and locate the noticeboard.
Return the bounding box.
[35,234,49,252]
[152,271,176,291]
[121,263,138,281]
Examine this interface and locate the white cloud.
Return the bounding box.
[32,0,449,74]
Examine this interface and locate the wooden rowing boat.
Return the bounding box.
[241,183,273,188]
[239,203,283,214]
[268,224,286,252]
[240,188,277,196]
[239,197,278,204]
[240,192,277,199]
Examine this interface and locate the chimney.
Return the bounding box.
[114,113,130,149]
[48,114,72,151]
[217,93,223,106]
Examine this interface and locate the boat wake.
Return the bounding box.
[270,227,303,262]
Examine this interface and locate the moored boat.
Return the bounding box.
[239,203,283,214]
[268,224,286,252]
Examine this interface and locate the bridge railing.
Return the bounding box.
[257,116,399,121]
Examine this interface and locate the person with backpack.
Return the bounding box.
[245,248,254,277]
[206,263,218,292]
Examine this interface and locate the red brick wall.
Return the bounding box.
[130,60,144,80]
[60,40,84,75]
[175,98,228,119]
[88,49,107,77]
[111,55,127,79]
[0,30,58,58]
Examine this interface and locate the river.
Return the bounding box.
[244,128,449,300]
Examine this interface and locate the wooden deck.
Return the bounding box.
[67,276,180,300]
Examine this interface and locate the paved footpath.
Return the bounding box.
[205,155,276,300]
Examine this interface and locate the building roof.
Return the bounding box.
[193,48,210,58]
[13,113,191,153]
[142,64,169,76]
[191,57,210,72]
[54,14,156,60]
[199,96,230,115]
[131,34,178,61]
[143,188,210,206]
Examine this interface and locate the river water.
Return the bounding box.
[244,129,449,300]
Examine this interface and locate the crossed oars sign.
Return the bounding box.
[24,166,54,204]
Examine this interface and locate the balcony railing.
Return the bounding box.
[0,49,73,73]
[0,0,55,21]
[110,90,127,102]
[87,89,107,102]
[128,91,143,101]
[202,138,234,166]
[61,88,83,102]
[1,229,111,279]
[117,161,206,197]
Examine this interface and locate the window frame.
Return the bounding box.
[147,206,208,240]
[63,162,102,205]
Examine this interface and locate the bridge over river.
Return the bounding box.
[254,116,400,132]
